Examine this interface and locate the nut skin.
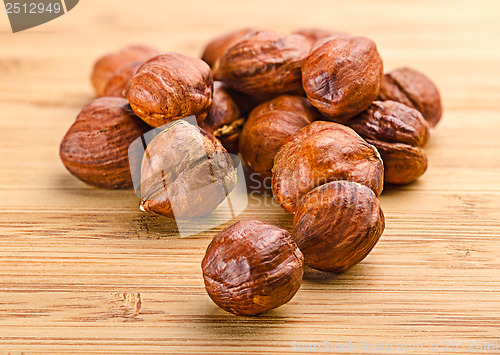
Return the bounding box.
[239,95,320,180]
[199,82,245,154]
[140,120,236,219]
[126,53,213,128]
[102,61,142,98]
[213,30,311,96]
[60,97,150,189]
[293,181,385,272]
[349,100,430,185]
[291,27,347,46]
[272,121,384,214]
[302,36,384,123]
[91,44,160,97]
[378,67,443,127]
[201,27,256,68]
[202,220,304,316]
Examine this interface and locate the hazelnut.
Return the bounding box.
[201,27,256,68]
[239,95,319,180]
[291,27,347,46]
[272,121,384,214]
[213,30,311,96]
[293,181,385,272]
[349,100,430,185]
[302,36,384,123]
[140,120,236,218]
[126,53,213,128]
[102,61,142,98]
[60,97,150,189]
[378,67,443,127]
[202,220,304,316]
[199,82,245,154]
[91,44,160,97]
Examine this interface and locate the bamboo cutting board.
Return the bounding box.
[0,0,499,353]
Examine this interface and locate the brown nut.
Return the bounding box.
[291,27,348,46]
[126,53,213,128]
[101,61,142,98]
[60,97,150,189]
[349,100,430,185]
[91,44,160,97]
[378,67,443,127]
[213,30,311,96]
[140,120,236,218]
[202,220,304,316]
[201,27,256,68]
[239,95,320,180]
[293,181,385,272]
[302,36,384,123]
[199,82,245,154]
[272,121,384,214]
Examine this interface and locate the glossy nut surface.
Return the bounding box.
[213,30,311,96]
[239,95,319,180]
[349,100,430,184]
[302,36,383,123]
[140,120,236,218]
[199,82,244,154]
[60,97,150,189]
[202,220,304,316]
[126,53,213,127]
[272,121,384,214]
[201,27,256,68]
[91,44,159,97]
[378,67,443,127]
[293,181,385,272]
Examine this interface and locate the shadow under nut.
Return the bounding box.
[126,53,213,127]
[293,181,385,272]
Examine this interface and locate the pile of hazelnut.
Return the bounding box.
[60,27,442,316]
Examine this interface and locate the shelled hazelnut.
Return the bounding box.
[378,67,442,127]
[91,44,160,97]
[202,220,304,316]
[239,95,320,180]
[60,97,150,189]
[349,100,430,184]
[272,121,384,214]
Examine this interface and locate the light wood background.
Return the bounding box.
[1,0,499,354]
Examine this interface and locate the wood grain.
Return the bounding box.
[0,0,499,353]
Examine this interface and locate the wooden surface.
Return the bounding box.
[1,0,500,353]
